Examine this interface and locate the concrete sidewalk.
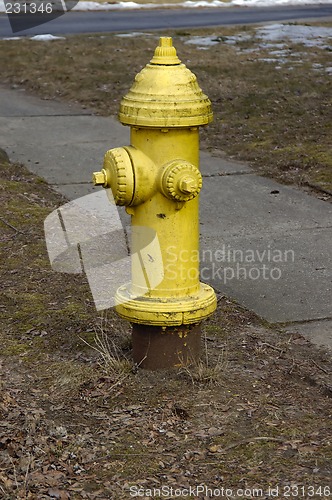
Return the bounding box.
[1,85,331,349]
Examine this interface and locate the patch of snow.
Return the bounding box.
[184,33,252,49]
[258,42,286,49]
[259,57,283,63]
[72,0,231,10]
[256,24,332,48]
[231,0,332,5]
[312,64,323,72]
[115,32,153,37]
[288,51,307,58]
[1,36,22,40]
[72,1,153,10]
[0,34,66,41]
[184,23,331,71]
[71,0,332,10]
[185,35,222,47]
[269,49,289,56]
[224,34,252,44]
[186,23,331,59]
[30,34,65,41]
[183,0,229,6]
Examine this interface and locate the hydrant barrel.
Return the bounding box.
[92,37,217,367]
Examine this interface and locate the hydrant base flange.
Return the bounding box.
[115,282,217,326]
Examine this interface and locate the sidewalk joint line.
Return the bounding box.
[202,171,252,177]
[50,182,92,186]
[284,317,332,326]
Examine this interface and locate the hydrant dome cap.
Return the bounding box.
[119,37,213,128]
[150,37,181,65]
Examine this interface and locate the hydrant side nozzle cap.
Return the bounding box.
[150,37,181,66]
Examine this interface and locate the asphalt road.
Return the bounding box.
[1,4,332,37]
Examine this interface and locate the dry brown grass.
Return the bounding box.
[1,24,331,194]
[1,158,332,497]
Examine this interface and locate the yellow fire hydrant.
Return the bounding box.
[93,37,216,369]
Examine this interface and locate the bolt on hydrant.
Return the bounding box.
[92,37,216,369]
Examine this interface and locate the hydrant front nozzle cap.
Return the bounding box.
[150,37,181,66]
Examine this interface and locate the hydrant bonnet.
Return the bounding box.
[119,37,213,128]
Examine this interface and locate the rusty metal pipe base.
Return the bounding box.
[132,323,201,370]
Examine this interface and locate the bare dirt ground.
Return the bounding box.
[1,159,332,498]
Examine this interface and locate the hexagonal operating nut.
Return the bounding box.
[179,176,197,194]
[161,160,202,202]
[92,169,107,187]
